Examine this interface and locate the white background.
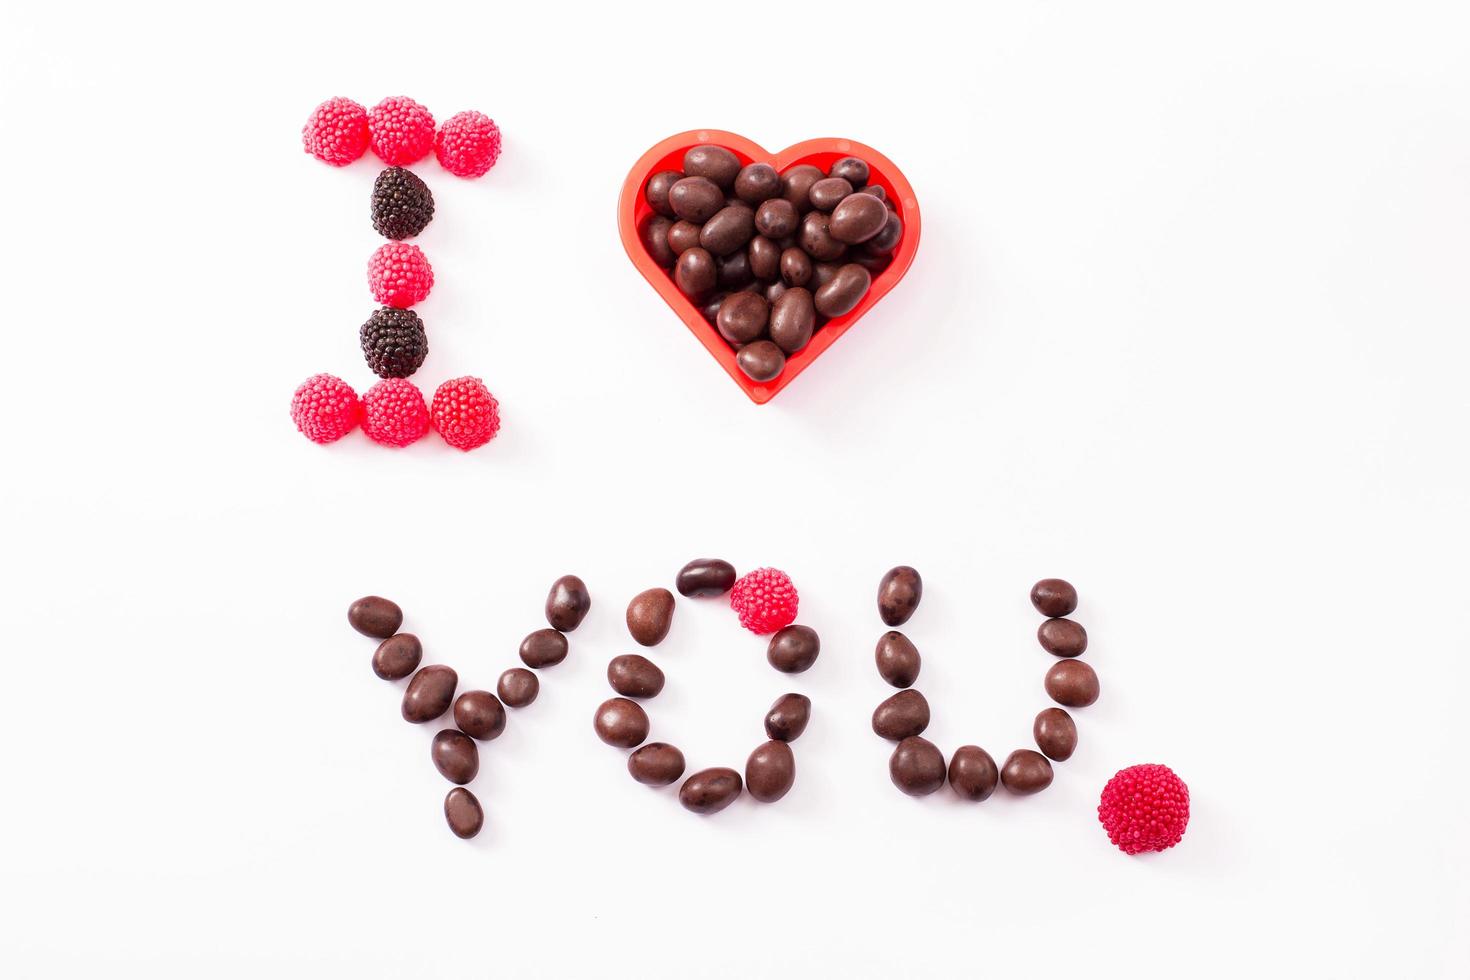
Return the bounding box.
[2,2,1467,976]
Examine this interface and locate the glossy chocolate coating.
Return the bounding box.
[755,198,799,239]
[872,688,931,740]
[716,291,769,345]
[828,156,869,186]
[948,745,999,801]
[811,261,840,291]
[748,235,780,281]
[1033,707,1077,761]
[497,667,538,708]
[700,204,756,256]
[851,250,892,276]
[1045,660,1099,707]
[545,575,591,632]
[607,653,665,698]
[874,631,921,687]
[829,192,889,244]
[717,250,752,290]
[889,736,946,796]
[814,263,871,318]
[1038,618,1088,658]
[402,664,457,723]
[645,169,683,218]
[701,292,727,323]
[765,281,787,304]
[625,588,675,646]
[767,624,820,673]
[668,175,724,222]
[444,787,483,839]
[808,176,853,212]
[745,740,796,803]
[431,729,479,784]
[683,145,741,189]
[779,247,813,287]
[1000,749,1053,795]
[640,214,676,268]
[593,697,649,748]
[857,183,885,201]
[349,595,402,638]
[736,340,785,382]
[519,628,569,668]
[864,212,903,255]
[734,162,781,204]
[877,565,922,626]
[679,767,743,814]
[798,211,846,262]
[779,164,823,214]
[628,742,686,786]
[453,690,506,741]
[764,692,811,742]
[769,287,815,354]
[372,633,422,680]
[675,247,717,300]
[1030,579,1078,618]
[676,558,737,597]
[667,219,702,255]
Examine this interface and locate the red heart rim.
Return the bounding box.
[618,130,922,405]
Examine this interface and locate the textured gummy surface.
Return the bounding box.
[435,110,502,178]
[368,96,436,166]
[371,167,435,240]
[361,378,429,448]
[729,568,799,634]
[367,242,433,309]
[290,374,360,444]
[1098,763,1190,855]
[431,376,500,450]
[302,97,370,166]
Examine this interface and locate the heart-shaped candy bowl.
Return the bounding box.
[618,130,921,404]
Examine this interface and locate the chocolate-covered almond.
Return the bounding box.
[745,740,796,803]
[767,624,820,673]
[628,742,686,785]
[349,595,402,638]
[519,628,568,668]
[864,211,903,255]
[431,729,479,784]
[812,261,840,291]
[545,575,591,631]
[875,631,921,687]
[675,247,717,300]
[798,211,846,262]
[1038,618,1088,657]
[668,219,701,255]
[755,198,799,238]
[497,667,538,708]
[1044,660,1099,707]
[814,263,871,318]
[668,175,724,222]
[679,767,743,814]
[829,192,889,244]
[402,664,457,723]
[734,162,780,204]
[779,164,823,214]
[889,736,946,796]
[683,145,741,189]
[607,653,665,698]
[948,745,999,801]
[808,176,853,212]
[1030,579,1078,618]
[877,565,922,626]
[748,235,780,281]
[736,340,785,382]
[857,183,885,201]
[779,247,812,287]
[593,697,649,748]
[872,689,930,740]
[444,787,483,839]
[768,287,815,354]
[625,588,675,646]
[372,633,422,680]
[1000,749,1053,795]
[1033,707,1077,761]
[717,250,752,290]
[699,204,756,256]
[640,215,676,268]
[644,169,683,218]
[764,692,811,741]
[676,558,737,597]
[828,156,869,187]
[453,690,506,741]
[765,281,787,304]
[716,291,768,345]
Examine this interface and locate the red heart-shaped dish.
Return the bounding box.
[619,130,921,404]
